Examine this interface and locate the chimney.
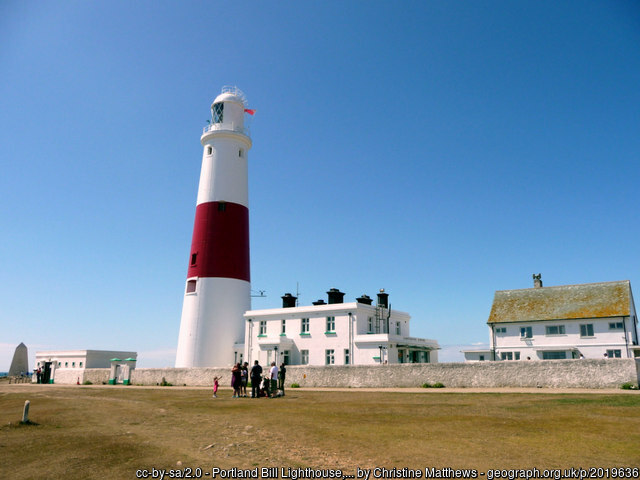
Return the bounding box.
[312,299,326,306]
[377,288,389,308]
[356,294,373,305]
[327,288,345,304]
[533,273,543,288]
[281,293,297,308]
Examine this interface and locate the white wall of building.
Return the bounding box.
[244,302,439,367]
[490,316,637,360]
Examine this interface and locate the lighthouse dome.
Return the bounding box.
[207,86,248,132]
[212,86,247,108]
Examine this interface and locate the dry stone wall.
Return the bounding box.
[49,359,640,388]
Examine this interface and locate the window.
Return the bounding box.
[606,349,622,358]
[239,149,243,158]
[542,351,567,360]
[368,317,373,333]
[609,322,624,331]
[212,102,224,123]
[496,327,507,334]
[283,350,289,365]
[301,350,309,365]
[580,324,594,337]
[186,279,197,294]
[65,362,68,367]
[325,349,335,365]
[217,202,226,212]
[344,349,350,365]
[515,352,521,360]
[259,320,266,336]
[301,318,309,334]
[479,355,485,361]
[190,253,197,266]
[395,322,401,335]
[326,316,335,332]
[500,352,513,361]
[206,146,212,155]
[79,362,83,367]
[545,325,566,335]
[281,319,286,335]
[72,362,75,367]
[520,327,532,339]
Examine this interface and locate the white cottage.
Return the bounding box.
[464,276,639,361]
[244,289,439,367]
[35,350,137,384]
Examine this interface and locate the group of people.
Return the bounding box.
[212,360,286,398]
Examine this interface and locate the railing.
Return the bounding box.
[221,86,248,106]
[202,122,250,136]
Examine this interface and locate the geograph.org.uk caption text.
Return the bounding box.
[135,466,640,480]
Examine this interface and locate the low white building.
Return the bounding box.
[244,288,439,367]
[35,350,137,384]
[464,276,639,361]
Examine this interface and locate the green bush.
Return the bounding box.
[620,382,638,390]
[422,382,445,388]
[290,383,300,388]
[83,380,93,385]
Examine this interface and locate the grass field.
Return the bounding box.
[1,385,639,480]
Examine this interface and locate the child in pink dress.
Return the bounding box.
[212,376,219,398]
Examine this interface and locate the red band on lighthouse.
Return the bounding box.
[187,201,250,282]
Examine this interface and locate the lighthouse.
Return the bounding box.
[175,86,253,367]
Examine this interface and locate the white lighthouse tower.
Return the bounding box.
[175,86,253,367]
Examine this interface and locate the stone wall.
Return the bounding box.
[282,359,639,389]
[49,359,640,389]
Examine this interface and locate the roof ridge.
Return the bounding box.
[495,279,629,294]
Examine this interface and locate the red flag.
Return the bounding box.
[244,109,256,115]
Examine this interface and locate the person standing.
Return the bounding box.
[278,362,286,396]
[240,362,249,397]
[250,360,262,398]
[269,362,278,398]
[231,363,242,398]
[212,376,219,398]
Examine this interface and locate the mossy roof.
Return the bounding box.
[487,280,631,324]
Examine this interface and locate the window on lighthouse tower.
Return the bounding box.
[212,103,224,123]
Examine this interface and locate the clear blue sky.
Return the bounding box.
[2,1,639,369]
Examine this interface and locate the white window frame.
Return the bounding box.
[301,350,309,365]
[259,320,267,336]
[344,349,350,365]
[580,324,594,337]
[609,322,624,331]
[281,319,286,335]
[545,325,566,335]
[326,316,335,332]
[301,318,309,334]
[325,349,335,365]
[520,326,532,339]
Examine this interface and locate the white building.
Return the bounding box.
[35,350,137,383]
[244,289,439,366]
[463,276,639,361]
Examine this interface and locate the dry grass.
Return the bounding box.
[1,385,639,480]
